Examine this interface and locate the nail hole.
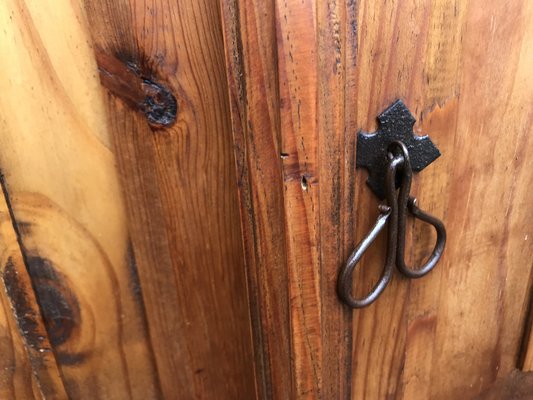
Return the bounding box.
[301,176,308,191]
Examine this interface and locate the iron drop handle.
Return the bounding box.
[337,101,447,309]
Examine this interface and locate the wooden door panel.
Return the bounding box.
[221,0,358,397]
[352,1,532,399]
[220,1,294,397]
[221,0,533,398]
[0,0,530,398]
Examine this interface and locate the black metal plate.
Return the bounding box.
[356,99,441,199]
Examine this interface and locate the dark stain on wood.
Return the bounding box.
[474,370,533,400]
[140,79,177,127]
[84,0,258,396]
[25,257,80,349]
[518,273,533,369]
[126,241,143,302]
[0,172,70,397]
[2,257,48,352]
[95,50,177,128]
[54,351,87,366]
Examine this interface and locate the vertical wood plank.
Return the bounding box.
[0,0,161,398]
[351,0,533,399]
[219,0,293,398]
[82,0,257,398]
[316,1,357,399]
[221,0,358,397]
[275,0,323,397]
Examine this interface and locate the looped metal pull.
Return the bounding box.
[336,205,393,308]
[397,197,447,278]
[393,141,447,279]
[337,140,446,308]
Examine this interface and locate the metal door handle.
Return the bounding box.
[337,205,393,308]
[337,101,447,308]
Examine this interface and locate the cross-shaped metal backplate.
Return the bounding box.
[356,99,441,199]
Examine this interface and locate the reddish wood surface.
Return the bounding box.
[220,1,293,397]
[221,0,533,398]
[221,0,358,397]
[0,0,531,398]
[350,1,532,398]
[82,0,257,398]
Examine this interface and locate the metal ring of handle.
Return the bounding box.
[396,196,447,278]
[390,140,447,279]
[336,154,403,308]
[336,206,393,308]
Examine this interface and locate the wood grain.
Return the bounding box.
[223,0,533,398]
[316,1,358,398]
[219,0,293,398]
[275,0,323,397]
[0,184,51,400]
[351,0,533,398]
[0,0,531,398]
[81,0,257,398]
[0,0,160,398]
[221,0,358,397]
[0,290,36,400]
[0,291,38,400]
[0,179,67,399]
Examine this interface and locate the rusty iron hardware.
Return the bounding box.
[337,101,446,309]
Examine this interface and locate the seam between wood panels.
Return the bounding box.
[219,1,266,397]
[219,0,292,397]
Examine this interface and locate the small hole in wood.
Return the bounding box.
[301,175,308,191]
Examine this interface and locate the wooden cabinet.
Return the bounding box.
[0,0,531,399]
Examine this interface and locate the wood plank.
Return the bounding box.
[82,0,257,398]
[275,0,323,397]
[516,3,533,377]
[0,0,161,398]
[221,0,358,397]
[0,179,66,399]
[316,0,358,398]
[351,0,533,399]
[219,0,293,398]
